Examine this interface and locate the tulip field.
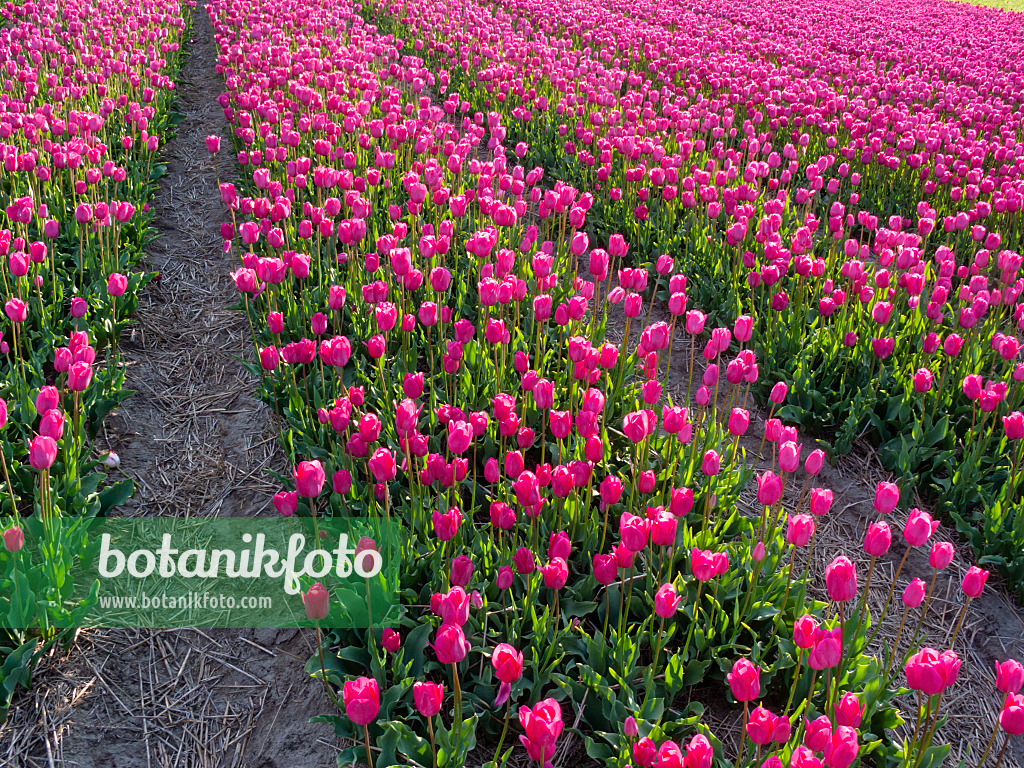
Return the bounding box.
[5,0,1024,763]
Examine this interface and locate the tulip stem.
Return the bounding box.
[736,700,749,766]
[908,570,939,649]
[363,724,373,768]
[493,700,511,763]
[866,547,911,646]
[0,449,19,514]
[992,735,1009,768]
[429,717,437,768]
[452,662,463,761]
[948,597,972,647]
[783,649,803,718]
[314,623,340,709]
[914,691,945,768]
[975,715,1001,768]
[881,603,911,689]
[641,615,665,716]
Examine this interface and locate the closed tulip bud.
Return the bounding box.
[259,346,279,370]
[928,541,955,569]
[669,487,693,517]
[904,508,939,546]
[728,408,750,436]
[432,507,463,541]
[913,368,933,393]
[293,460,325,498]
[633,737,658,767]
[902,577,927,607]
[825,556,857,601]
[874,481,900,514]
[734,314,753,342]
[794,614,818,649]
[342,677,379,725]
[600,475,624,505]
[107,272,128,297]
[808,626,843,670]
[804,715,833,752]
[654,582,681,618]
[368,448,396,482]
[962,566,989,597]
[623,715,639,738]
[620,512,649,551]
[757,471,782,506]
[805,449,825,475]
[450,555,474,587]
[68,361,93,392]
[691,547,719,582]
[413,681,444,717]
[494,565,515,590]
[381,628,401,653]
[863,521,892,557]
[29,435,57,469]
[655,740,684,768]
[701,450,720,476]
[302,582,330,621]
[685,735,713,768]
[330,469,352,495]
[685,310,706,335]
[752,541,766,562]
[36,385,59,415]
[996,659,1024,694]
[70,297,87,318]
[727,658,761,702]
[591,553,617,585]
[809,487,833,516]
[40,410,65,440]
[433,623,470,664]
[491,642,524,684]
[746,706,778,746]
[518,698,563,764]
[787,514,815,547]
[273,490,297,516]
[1000,693,1024,735]
[834,692,863,728]
[823,726,859,768]
[906,647,961,695]
[769,381,788,404]
[3,526,24,552]
[514,547,536,575]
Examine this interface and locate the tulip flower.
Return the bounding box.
[727,658,761,701]
[518,698,563,765]
[3,526,24,552]
[413,681,443,717]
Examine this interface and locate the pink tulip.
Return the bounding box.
[654,583,681,618]
[904,508,940,547]
[518,698,563,764]
[342,677,379,725]
[3,526,24,552]
[996,659,1024,694]
[962,566,989,597]
[302,582,330,621]
[825,556,857,601]
[726,658,760,701]
[413,681,443,717]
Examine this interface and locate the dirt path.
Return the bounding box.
[0,5,343,766]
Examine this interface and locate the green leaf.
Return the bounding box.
[97,478,135,513]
